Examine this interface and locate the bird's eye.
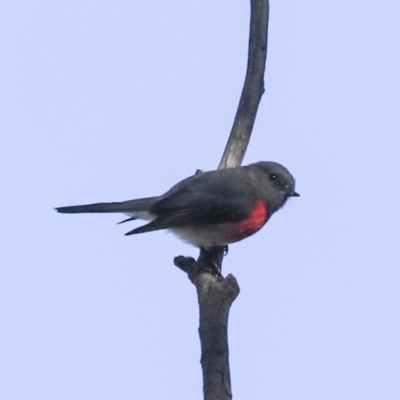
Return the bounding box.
[269,174,277,181]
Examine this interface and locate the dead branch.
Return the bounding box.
[175,1,270,399]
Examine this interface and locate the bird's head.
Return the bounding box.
[251,161,299,214]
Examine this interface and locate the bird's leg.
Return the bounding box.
[174,246,227,282]
[197,246,226,280]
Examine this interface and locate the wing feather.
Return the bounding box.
[148,169,258,227]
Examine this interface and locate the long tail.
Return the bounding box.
[55,196,158,214]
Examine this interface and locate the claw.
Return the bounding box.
[197,247,224,280]
[209,261,223,281]
[117,216,136,225]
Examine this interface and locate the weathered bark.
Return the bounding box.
[175,1,270,399]
[219,0,270,170]
[174,255,240,400]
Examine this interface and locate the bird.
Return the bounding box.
[56,161,299,250]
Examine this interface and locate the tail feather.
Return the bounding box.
[55,197,158,214]
[124,219,163,236]
[116,216,137,225]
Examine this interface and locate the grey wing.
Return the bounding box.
[148,169,257,226]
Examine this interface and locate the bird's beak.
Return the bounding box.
[285,185,300,197]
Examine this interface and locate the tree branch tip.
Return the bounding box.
[222,274,240,301]
[174,255,226,284]
[174,255,196,274]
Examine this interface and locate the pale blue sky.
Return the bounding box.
[1,1,399,399]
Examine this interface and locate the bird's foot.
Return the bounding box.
[199,260,223,281]
[197,246,226,281]
[174,255,222,282]
[174,246,226,282]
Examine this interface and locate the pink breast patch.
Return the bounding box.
[231,200,269,242]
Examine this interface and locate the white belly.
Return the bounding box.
[171,224,234,250]
[126,211,155,221]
